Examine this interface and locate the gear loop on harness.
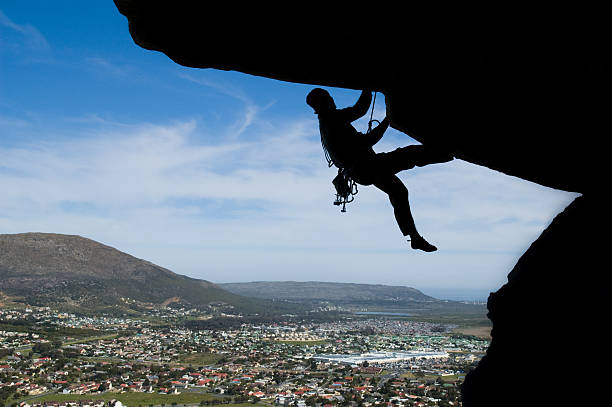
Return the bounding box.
[322,91,377,212]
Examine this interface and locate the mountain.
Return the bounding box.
[0,233,267,315]
[0,233,482,319]
[218,281,488,323]
[219,281,437,303]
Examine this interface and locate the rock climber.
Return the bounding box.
[306,88,453,252]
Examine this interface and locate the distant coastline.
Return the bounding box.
[354,311,413,317]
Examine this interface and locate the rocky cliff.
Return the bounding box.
[112,3,607,405]
[461,195,603,406]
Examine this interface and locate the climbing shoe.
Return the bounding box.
[410,235,437,252]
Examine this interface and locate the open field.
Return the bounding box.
[15,391,223,406]
[400,372,465,382]
[452,326,492,340]
[175,352,225,366]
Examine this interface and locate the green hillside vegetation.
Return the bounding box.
[219,281,437,302]
[0,233,298,316]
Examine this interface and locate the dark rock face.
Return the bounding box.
[112,2,606,404]
[461,195,604,406]
[113,1,608,195]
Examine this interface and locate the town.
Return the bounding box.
[1,307,489,407]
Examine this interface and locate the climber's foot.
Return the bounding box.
[410,235,437,252]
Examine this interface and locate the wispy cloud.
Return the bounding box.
[85,57,130,77]
[0,9,50,54]
[178,73,251,103]
[178,73,268,137]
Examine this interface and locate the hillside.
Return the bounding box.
[220,281,437,303]
[219,281,488,323]
[0,233,270,315]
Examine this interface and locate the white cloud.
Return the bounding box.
[0,112,578,298]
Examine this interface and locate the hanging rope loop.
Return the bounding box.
[366,91,378,134]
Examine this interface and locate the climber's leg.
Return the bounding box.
[377,145,453,175]
[373,175,437,252]
[373,175,416,237]
[364,117,389,146]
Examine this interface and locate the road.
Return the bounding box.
[376,372,399,390]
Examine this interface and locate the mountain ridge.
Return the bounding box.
[1,233,480,319]
[0,233,265,315]
[219,280,438,303]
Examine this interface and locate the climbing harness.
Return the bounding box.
[322,91,379,213]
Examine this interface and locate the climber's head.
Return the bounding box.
[306,88,336,114]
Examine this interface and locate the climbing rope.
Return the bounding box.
[325,91,378,212]
[367,91,379,133]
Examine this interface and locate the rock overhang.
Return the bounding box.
[114,1,609,196]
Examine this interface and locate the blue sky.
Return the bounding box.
[0,2,578,301]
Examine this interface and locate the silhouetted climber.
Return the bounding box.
[307,88,453,252]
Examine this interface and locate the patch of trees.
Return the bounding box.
[0,385,16,404]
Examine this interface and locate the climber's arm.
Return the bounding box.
[365,117,389,146]
[339,90,372,122]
